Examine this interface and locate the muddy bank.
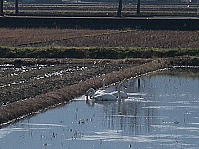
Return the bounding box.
[0,57,198,126]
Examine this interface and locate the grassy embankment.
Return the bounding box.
[0,46,199,59]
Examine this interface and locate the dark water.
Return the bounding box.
[0,68,199,149]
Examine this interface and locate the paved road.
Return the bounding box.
[0,15,199,30]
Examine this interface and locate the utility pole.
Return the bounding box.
[117,0,122,17]
[137,0,141,15]
[0,0,3,16]
[15,0,19,14]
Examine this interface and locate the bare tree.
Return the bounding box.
[0,0,3,16]
[117,0,123,17]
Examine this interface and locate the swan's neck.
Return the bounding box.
[86,88,95,99]
[117,86,121,101]
[86,94,89,101]
[102,78,106,90]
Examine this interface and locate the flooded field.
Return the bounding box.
[0,63,88,105]
[0,59,145,106]
[0,67,199,149]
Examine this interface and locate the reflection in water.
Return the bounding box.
[0,68,199,149]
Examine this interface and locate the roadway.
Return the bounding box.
[0,15,199,30]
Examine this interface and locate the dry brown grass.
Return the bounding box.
[54,30,199,48]
[0,28,199,48]
[0,28,114,46]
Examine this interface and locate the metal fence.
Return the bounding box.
[0,0,199,16]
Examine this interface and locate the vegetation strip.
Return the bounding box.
[0,58,170,126]
[0,47,199,58]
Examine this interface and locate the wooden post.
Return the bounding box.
[137,0,141,15]
[0,0,3,16]
[138,78,140,89]
[15,0,19,14]
[117,0,122,17]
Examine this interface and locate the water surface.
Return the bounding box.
[0,68,199,149]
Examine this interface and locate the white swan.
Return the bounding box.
[86,79,128,101]
[86,88,118,101]
[102,78,128,99]
[112,79,128,99]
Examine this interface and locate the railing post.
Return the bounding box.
[0,0,3,16]
[15,0,19,14]
[117,0,122,17]
[137,0,141,15]
[197,0,199,15]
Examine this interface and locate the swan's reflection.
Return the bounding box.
[86,78,157,135]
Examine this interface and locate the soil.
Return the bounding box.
[0,58,150,106]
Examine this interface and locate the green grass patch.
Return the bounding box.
[0,46,199,59]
